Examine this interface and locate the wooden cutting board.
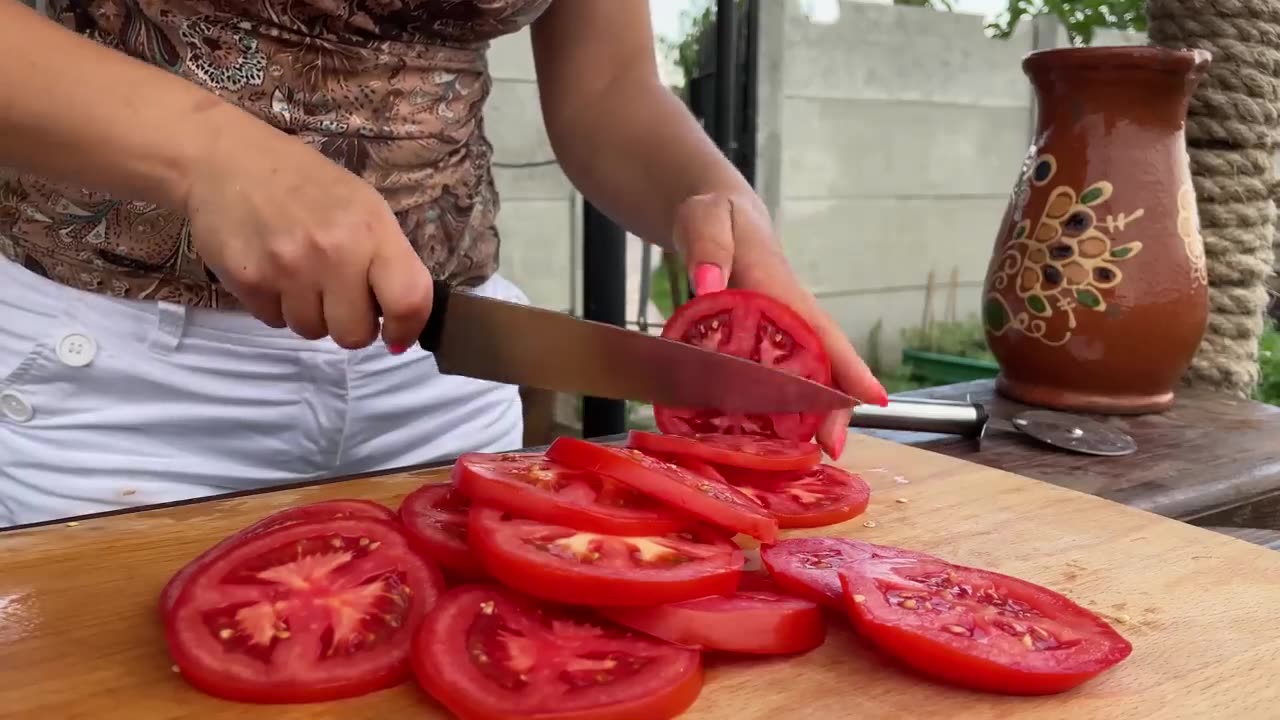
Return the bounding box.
[1,433,1278,720]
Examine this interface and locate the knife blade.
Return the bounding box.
[410,279,856,415]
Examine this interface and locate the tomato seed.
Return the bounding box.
[218,628,234,640]
[896,498,909,504]
[901,599,918,610]
[368,542,381,550]
[276,630,291,639]
[853,594,866,604]
[359,538,371,546]
[1032,626,1052,640]
[65,522,79,527]
[480,601,496,615]
[943,624,969,636]
[1022,633,1034,649]
[863,521,877,528]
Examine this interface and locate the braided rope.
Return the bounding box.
[1148,0,1280,396]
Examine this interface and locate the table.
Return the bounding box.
[859,380,1280,529]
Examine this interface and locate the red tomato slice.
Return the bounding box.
[547,436,778,543]
[840,556,1133,695]
[468,506,743,607]
[398,482,487,580]
[598,590,826,655]
[452,451,688,535]
[413,585,703,720]
[722,464,871,529]
[159,499,397,617]
[628,430,821,472]
[761,537,937,609]
[653,289,833,443]
[640,450,727,484]
[164,517,445,703]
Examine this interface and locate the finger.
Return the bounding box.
[369,233,433,352]
[673,193,734,295]
[235,288,287,329]
[322,266,380,350]
[281,288,328,340]
[818,408,853,460]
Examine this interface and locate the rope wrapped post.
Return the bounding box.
[1146,0,1280,396]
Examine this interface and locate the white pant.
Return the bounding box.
[0,257,526,528]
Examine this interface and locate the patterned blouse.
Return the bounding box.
[0,0,552,308]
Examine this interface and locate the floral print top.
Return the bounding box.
[0,0,552,308]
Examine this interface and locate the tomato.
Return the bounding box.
[547,436,778,543]
[628,430,821,472]
[761,537,937,609]
[159,499,398,617]
[722,464,871,529]
[452,451,688,536]
[652,289,833,443]
[398,482,487,580]
[413,585,703,720]
[640,450,727,484]
[598,590,826,655]
[839,556,1133,695]
[164,517,445,703]
[468,506,743,607]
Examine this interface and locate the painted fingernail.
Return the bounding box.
[692,263,725,296]
[877,387,890,407]
[387,343,409,355]
[832,431,848,459]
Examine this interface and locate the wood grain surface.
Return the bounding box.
[2,434,1279,720]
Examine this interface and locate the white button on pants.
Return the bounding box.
[56,333,97,367]
[0,391,33,423]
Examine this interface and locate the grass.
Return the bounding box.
[1254,321,1280,406]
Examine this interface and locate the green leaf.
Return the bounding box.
[984,297,1011,333]
[1109,242,1142,260]
[1027,293,1050,316]
[1076,288,1104,309]
[1079,185,1106,206]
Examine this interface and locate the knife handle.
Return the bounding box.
[848,397,988,437]
[372,278,452,354]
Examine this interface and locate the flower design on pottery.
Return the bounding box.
[1177,184,1208,287]
[984,153,1145,347]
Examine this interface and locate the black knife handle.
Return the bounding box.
[372,277,452,353]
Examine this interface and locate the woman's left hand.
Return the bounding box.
[671,192,889,461]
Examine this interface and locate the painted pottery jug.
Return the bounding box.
[982,46,1212,415]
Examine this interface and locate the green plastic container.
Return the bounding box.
[901,348,1000,385]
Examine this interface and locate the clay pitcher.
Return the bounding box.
[982,46,1212,415]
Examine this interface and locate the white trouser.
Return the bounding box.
[0,256,526,528]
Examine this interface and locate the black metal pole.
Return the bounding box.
[714,0,738,159]
[581,201,628,438]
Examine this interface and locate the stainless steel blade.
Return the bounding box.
[430,290,856,414]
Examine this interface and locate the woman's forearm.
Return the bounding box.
[0,1,258,209]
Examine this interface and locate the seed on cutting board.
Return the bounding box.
[896,498,908,504]
[65,522,79,527]
[863,520,878,528]
[894,475,909,484]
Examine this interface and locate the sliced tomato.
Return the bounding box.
[722,464,871,529]
[628,430,821,472]
[652,289,833,443]
[164,517,445,703]
[468,506,743,607]
[159,499,398,617]
[452,451,688,535]
[598,590,826,656]
[761,537,937,609]
[413,585,703,720]
[398,482,487,580]
[640,450,727,484]
[547,436,778,543]
[840,556,1133,695]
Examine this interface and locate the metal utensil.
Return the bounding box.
[848,397,1137,456]
[409,279,856,414]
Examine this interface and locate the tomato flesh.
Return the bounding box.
[761,537,937,609]
[164,517,445,704]
[413,585,704,720]
[598,590,826,656]
[723,464,871,529]
[628,430,822,472]
[840,556,1133,695]
[452,451,688,535]
[640,450,727,484]
[653,289,833,443]
[398,482,487,580]
[547,436,778,543]
[468,506,744,607]
[159,499,398,617]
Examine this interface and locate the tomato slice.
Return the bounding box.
[159,499,398,617]
[547,436,778,543]
[839,556,1133,695]
[652,289,833,443]
[598,590,826,655]
[398,482,487,580]
[761,537,937,609]
[452,451,688,535]
[164,517,445,703]
[722,464,871,529]
[413,585,703,720]
[640,450,727,484]
[628,430,821,472]
[468,506,743,607]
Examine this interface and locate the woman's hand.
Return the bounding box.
[672,193,889,460]
[184,113,432,352]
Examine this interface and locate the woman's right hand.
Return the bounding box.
[184,113,433,352]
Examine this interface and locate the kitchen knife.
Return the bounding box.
[408,279,856,415]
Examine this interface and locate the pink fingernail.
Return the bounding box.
[832,431,848,459]
[387,343,409,355]
[692,263,725,296]
[876,387,890,407]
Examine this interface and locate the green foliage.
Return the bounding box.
[986,0,1147,46]
[1254,322,1280,406]
[649,253,688,321]
[901,316,996,363]
[657,0,716,91]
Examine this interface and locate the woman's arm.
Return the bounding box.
[0,0,250,209]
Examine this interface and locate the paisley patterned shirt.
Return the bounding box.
[0,0,552,308]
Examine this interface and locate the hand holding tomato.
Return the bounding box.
[671,193,890,459]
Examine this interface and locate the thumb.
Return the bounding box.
[673,193,735,295]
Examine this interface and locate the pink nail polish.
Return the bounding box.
[387,343,409,355]
[877,388,890,407]
[832,430,848,459]
[692,263,725,296]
